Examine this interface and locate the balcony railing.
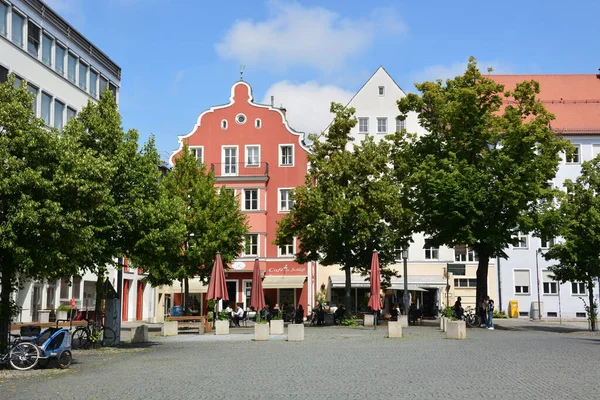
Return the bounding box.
[210,162,269,179]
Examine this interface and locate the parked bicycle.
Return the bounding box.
[0,334,40,370]
[72,318,116,349]
[461,307,481,328]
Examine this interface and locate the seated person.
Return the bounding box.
[390,303,400,321]
[333,304,346,325]
[232,304,244,327]
[261,305,271,322]
[415,304,424,324]
[295,304,304,324]
[454,297,464,320]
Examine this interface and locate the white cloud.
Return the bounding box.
[262,81,354,134]
[216,2,406,73]
[412,60,512,85]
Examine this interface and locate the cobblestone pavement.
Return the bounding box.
[2,324,599,400]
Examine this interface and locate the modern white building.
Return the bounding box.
[492,74,600,320]
[1,0,154,323]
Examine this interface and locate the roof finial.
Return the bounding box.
[240,65,246,81]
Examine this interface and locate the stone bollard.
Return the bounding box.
[270,319,284,335]
[132,325,148,343]
[398,315,408,328]
[162,321,178,336]
[446,320,466,339]
[443,317,450,332]
[364,314,375,327]
[254,323,269,341]
[439,317,444,331]
[215,320,230,335]
[387,321,403,338]
[287,323,304,342]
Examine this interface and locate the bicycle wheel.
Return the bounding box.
[9,342,40,370]
[466,314,479,328]
[100,327,116,347]
[72,327,89,349]
[58,350,72,369]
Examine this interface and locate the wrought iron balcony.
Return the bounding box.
[210,162,269,181]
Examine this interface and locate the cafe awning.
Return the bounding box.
[262,276,306,289]
[329,275,444,291]
[160,278,208,294]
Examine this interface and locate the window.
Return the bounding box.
[396,118,406,132]
[541,237,555,249]
[72,277,81,299]
[576,312,587,318]
[13,75,22,89]
[42,33,52,67]
[244,189,258,211]
[358,117,369,134]
[244,281,252,309]
[571,282,586,295]
[0,65,7,83]
[89,70,98,98]
[27,82,38,115]
[66,107,76,122]
[12,12,24,48]
[78,62,87,91]
[280,145,293,166]
[27,21,40,57]
[245,145,260,166]
[566,145,580,164]
[108,82,117,99]
[255,118,261,129]
[593,144,600,159]
[424,239,438,260]
[189,147,203,164]
[378,86,385,96]
[279,189,293,212]
[221,119,228,130]
[0,2,7,37]
[223,147,237,175]
[54,100,64,130]
[279,237,294,257]
[514,270,530,294]
[236,113,246,124]
[99,76,108,95]
[59,279,69,299]
[454,278,477,288]
[514,232,528,248]
[41,92,51,125]
[243,234,258,256]
[67,53,77,84]
[542,270,557,295]
[377,117,387,134]
[454,244,478,262]
[55,45,65,76]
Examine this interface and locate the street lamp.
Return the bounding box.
[402,247,409,315]
[535,248,543,320]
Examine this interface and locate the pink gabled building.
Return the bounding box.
[169,80,313,316]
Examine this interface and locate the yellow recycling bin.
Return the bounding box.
[509,300,519,318]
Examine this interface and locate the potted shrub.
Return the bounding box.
[215,311,230,335]
[270,311,284,335]
[254,313,269,341]
[56,304,71,321]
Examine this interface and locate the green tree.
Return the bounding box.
[151,144,248,311]
[544,159,600,331]
[276,103,414,315]
[0,77,112,347]
[390,58,570,307]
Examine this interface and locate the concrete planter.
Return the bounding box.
[387,321,403,338]
[215,320,230,335]
[398,315,408,328]
[364,314,375,327]
[270,319,284,335]
[287,323,304,341]
[56,311,68,321]
[443,317,450,332]
[446,320,466,340]
[162,321,178,336]
[132,325,148,343]
[254,323,269,341]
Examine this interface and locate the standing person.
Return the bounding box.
[454,297,464,320]
[487,296,495,330]
[295,304,304,324]
[478,296,488,328]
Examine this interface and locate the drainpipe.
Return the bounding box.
[497,255,502,312]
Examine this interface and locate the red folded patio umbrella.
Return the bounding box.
[207,253,229,327]
[367,250,382,330]
[249,259,265,319]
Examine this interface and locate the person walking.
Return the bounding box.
[486,296,495,330]
[478,296,488,328]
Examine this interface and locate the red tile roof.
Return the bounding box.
[489,74,600,135]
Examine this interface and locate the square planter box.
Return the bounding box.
[287,323,304,341]
[215,320,230,335]
[446,320,466,340]
[254,323,269,341]
[270,319,284,335]
[162,321,178,336]
[364,314,375,327]
[398,315,408,328]
[387,321,403,338]
[56,311,69,321]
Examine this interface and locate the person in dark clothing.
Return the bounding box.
[333,304,346,325]
[294,304,304,324]
[454,297,464,320]
[390,303,400,321]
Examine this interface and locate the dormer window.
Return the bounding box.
[221,119,228,130]
[378,86,385,96]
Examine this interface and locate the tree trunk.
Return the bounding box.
[0,271,15,351]
[588,281,596,332]
[476,253,490,307]
[344,265,352,317]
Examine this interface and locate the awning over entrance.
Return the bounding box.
[329,275,445,291]
[160,278,208,294]
[262,276,306,289]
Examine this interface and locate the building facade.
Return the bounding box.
[491,74,600,319]
[1,0,154,323]
[165,80,313,319]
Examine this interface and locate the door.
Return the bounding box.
[31,285,42,322]
[122,279,130,321]
[136,281,144,321]
[226,281,238,307]
[223,147,238,176]
[279,289,295,308]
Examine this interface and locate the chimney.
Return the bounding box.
[270,96,274,107]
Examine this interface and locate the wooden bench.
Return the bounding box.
[165,316,212,334]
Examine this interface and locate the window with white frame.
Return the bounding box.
[222,147,237,175]
[278,237,294,257]
[246,145,260,166]
[454,278,477,288]
[78,62,88,91]
[542,270,557,295]
[0,2,7,38]
[42,33,52,67]
[99,76,108,94]
[189,147,203,164]
[244,189,258,211]
[0,65,6,83]
[514,232,528,248]
[396,118,406,132]
[255,118,261,129]
[280,145,293,166]
[221,119,228,130]
[244,281,252,308]
[279,189,293,212]
[454,244,478,262]
[540,237,555,249]
[67,53,77,84]
[27,83,38,115]
[243,234,258,256]
[358,117,369,134]
[27,21,40,57]
[66,107,76,122]
[378,86,385,96]
[12,12,24,48]
[89,70,98,98]
[571,282,586,295]
[566,144,580,164]
[593,144,600,159]
[514,270,530,294]
[424,239,439,260]
[54,100,64,130]
[55,45,65,76]
[41,92,51,125]
[377,117,387,134]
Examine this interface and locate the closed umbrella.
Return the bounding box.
[250,258,265,321]
[207,252,229,328]
[367,250,382,330]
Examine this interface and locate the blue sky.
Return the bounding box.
[47,0,600,162]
